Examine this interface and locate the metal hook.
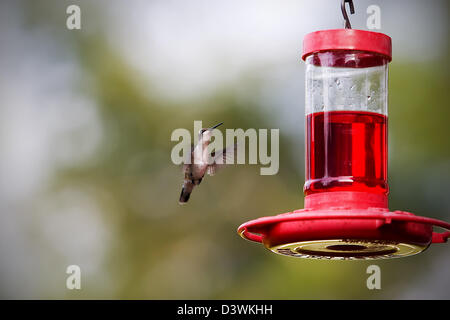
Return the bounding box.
[341,0,355,29]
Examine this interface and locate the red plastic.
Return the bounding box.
[302,29,392,61]
[238,191,450,258]
[238,197,450,247]
[239,212,450,244]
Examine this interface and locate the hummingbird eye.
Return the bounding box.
[200,129,207,134]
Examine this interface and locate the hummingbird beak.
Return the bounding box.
[209,122,223,131]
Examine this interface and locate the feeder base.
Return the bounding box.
[238,198,450,260]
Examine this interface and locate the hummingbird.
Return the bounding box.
[179,122,236,204]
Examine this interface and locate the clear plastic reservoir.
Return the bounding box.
[304,51,389,196]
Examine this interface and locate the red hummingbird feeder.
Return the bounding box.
[237,1,450,259]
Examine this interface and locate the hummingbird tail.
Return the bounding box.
[179,183,194,204]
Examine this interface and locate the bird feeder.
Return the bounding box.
[237,2,450,259]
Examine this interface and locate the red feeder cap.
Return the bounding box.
[302,29,392,61]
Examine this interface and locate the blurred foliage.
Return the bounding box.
[4,0,449,299]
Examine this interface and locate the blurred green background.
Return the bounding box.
[0,0,448,299]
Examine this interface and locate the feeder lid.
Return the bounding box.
[302,29,392,61]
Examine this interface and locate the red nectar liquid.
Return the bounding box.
[305,110,388,196]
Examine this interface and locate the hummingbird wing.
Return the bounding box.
[207,144,237,176]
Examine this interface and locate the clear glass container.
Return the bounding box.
[304,51,389,196]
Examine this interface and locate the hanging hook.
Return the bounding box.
[341,0,355,29]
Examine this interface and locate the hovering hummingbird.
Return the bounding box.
[179,122,236,204]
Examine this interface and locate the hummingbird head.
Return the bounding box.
[199,122,223,141]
